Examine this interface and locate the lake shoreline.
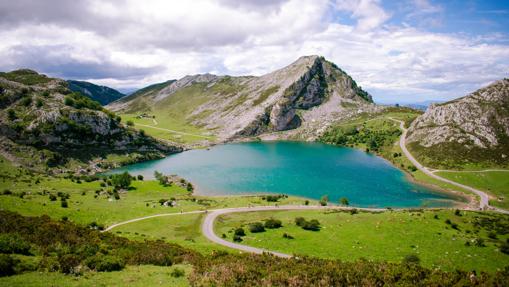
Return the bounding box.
[109,141,466,209]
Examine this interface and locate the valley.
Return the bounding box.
[0,57,508,286]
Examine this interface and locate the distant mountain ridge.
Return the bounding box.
[67,80,125,105]
[108,55,378,141]
[407,79,509,168]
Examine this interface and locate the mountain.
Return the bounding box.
[407,79,509,168]
[67,80,125,105]
[108,55,377,141]
[0,69,180,172]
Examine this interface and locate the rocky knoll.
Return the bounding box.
[108,56,376,141]
[407,79,509,168]
[0,70,180,171]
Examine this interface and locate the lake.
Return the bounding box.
[111,141,462,208]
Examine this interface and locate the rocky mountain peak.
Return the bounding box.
[406,79,509,168]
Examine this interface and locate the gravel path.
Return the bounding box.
[388,118,508,214]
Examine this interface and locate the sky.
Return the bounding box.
[0,0,508,103]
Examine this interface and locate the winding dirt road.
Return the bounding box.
[388,118,509,214]
[102,121,508,256]
[104,205,386,258]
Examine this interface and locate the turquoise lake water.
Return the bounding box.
[111,141,462,208]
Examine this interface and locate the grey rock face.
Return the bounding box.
[407,79,509,149]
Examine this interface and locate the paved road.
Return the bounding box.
[388,118,508,213]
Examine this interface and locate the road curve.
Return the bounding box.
[388,118,507,213]
[201,205,387,258]
[103,210,205,232]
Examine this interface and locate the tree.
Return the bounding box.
[137,175,144,181]
[319,195,329,206]
[339,197,349,206]
[186,182,194,193]
[111,172,132,189]
[126,120,134,127]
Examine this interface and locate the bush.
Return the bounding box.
[339,197,349,206]
[0,233,31,255]
[500,242,509,254]
[302,219,321,231]
[319,195,328,206]
[264,218,282,229]
[126,120,134,126]
[0,254,18,277]
[61,200,68,208]
[58,254,81,274]
[186,182,194,192]
[137,175,144,180]
[295,217,320,231]
[282,233,294,239]
[249,222,265,233]
[49,194,57,201]
[234,228,245,237]
[7,109,16,121]
[85,255,125,272]
[488,232,497,239]
[171,267,186,278]
[295,217,306,227]
[402,254,420,265]
[233,235,243,242]
[474,238,485,247]
[2,189,12,195]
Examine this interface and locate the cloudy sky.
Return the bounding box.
[1,0,508,103]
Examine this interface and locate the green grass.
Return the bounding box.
[436,171,509,209]
[0,264,191,287]
[215,209,509,272]
[114,213,231,255]
[0,70,52,85]
[121,113,214,144]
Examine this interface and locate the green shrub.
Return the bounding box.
[234,228,245,236]
[233,235,243,242]
[249,222,265,233]
[500,242,509,254]
[0,254,18,277]
[264,218,282,229]
[302,219,321,231]
[282,233,294,239]
[58,254,81,274]
[60,200,68,208]
[0,233,31,255]
[402,254,420,265]
[171,267,186,278]
[319,195,328,206]
[7,109,16,121]
[295,217,320,231]
[85,255,125,272]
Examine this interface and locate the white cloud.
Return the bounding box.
[0,0,508,103]
[334,0,391,31]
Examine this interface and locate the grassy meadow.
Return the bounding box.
[215,209,509,272]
